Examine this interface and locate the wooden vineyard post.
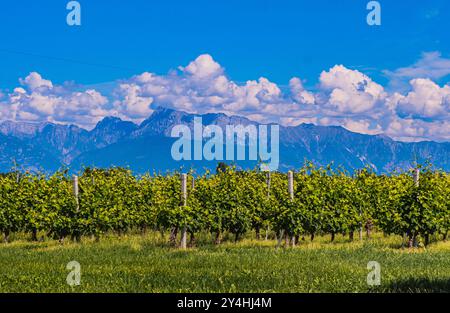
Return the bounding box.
[411,168,420,247]
[413,168,420,187]
[266,172,271,198]
[405,168,420,248]
[73,175,81,242]
[288,171,295,247]
[288,171,294,200]
[189,175,195,247]
[73,175,79,212]
[357,170,363,241]
[180,173,188,249]
[265,172,271,241]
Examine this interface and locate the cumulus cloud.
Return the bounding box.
[341,119,383,136]
[289,77,315,105]
[181,54,223,79]
[1,72,111,128]
[19,72,53,91]
[319,65,386,114]
[384,51,450,91]
[394,78,450,119]
[0,53,449,142]
[383,116,450,142]
[113,54,289,120]
[113,83,154,119]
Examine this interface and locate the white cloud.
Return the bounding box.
[19,72,53,91]
[0,53,449,142]
[289,77,315,105]
[113,83,154,119]
[394,78,450,119]
[341,119,383,136]
[383,116,450,142]
[112,56,288,121]
[319,65,386,114]
[384,51,450,91]
[181,54,223,79]
[2,72,111,128]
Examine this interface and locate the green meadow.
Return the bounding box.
[0,232,449,293]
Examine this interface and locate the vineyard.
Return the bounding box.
[0,164,449,248]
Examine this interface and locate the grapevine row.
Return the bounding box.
[0,164,448,247]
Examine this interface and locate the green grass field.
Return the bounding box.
[0,232,449,293]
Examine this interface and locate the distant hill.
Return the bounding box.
[0,107,448,173]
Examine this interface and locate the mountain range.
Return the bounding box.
[0,107,448,174]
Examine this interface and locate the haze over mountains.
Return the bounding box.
[0,107,448,174]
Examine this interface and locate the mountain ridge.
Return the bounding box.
[0,107,448,173]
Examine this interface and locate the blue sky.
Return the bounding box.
[0,0,449,142]
[0,0,448,87]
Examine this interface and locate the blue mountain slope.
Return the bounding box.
[0,107,448,173]
[0,133,62,172]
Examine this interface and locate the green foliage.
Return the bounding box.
[0,164,448,246]
[0,173,23,238]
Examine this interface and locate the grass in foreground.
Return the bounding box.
[0,232,449,293]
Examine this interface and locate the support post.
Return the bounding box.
[73,175,79,212]
[265,172,271,240]
[356,170,363,241]
[73,175,80,242]
[287,171,295,247]
[180,173,187,249]
[411,168,420,247]
[413,168,420,187]
[287,171,294,201]
[266,172,271,198]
